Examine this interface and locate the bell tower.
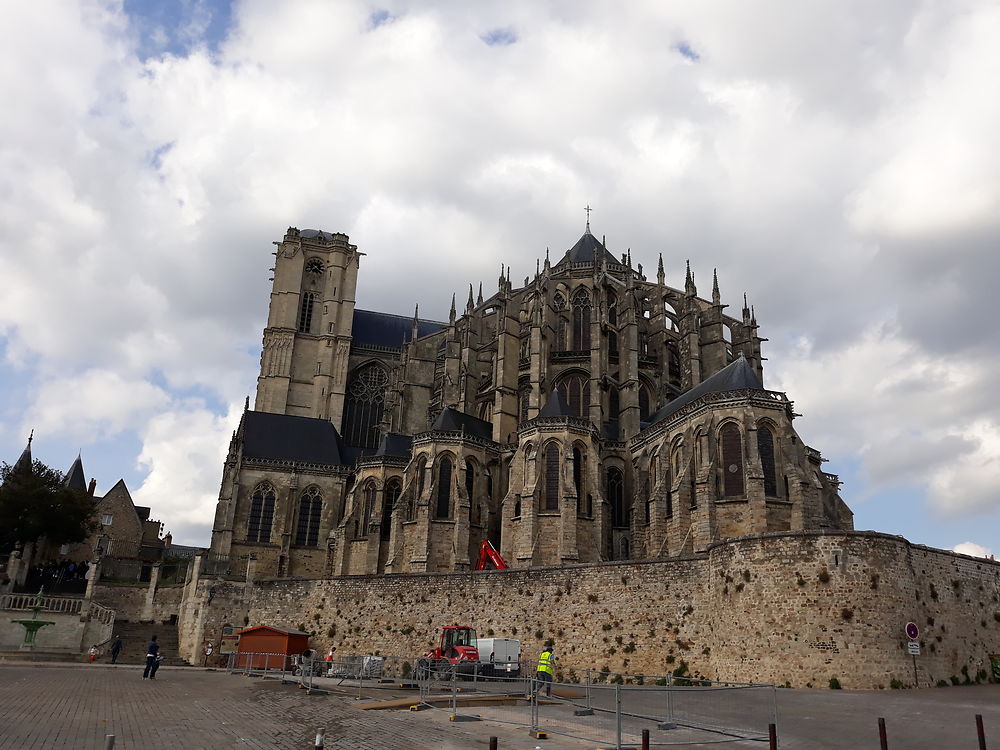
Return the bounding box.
[255,228,359,426]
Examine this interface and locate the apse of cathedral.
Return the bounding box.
[209,223,853,578]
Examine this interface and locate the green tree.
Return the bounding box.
[0,460,97,550]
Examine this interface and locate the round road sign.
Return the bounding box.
[905,622,919,640]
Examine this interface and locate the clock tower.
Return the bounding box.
[254,227,360,427]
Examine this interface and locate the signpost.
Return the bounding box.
[905,622,920,686]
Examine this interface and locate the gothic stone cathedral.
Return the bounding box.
[209,224,853,578]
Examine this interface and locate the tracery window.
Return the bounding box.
[543,444,560,511]
[342,364,389,448]
[720,423,745,497]
[247,483,276,543]
[436,457,452,519]
[607,468,627,527]
[382,479,401,540]
[294,486,322,546]
[757,424,778,497]
[297,291,317,333]
[556,373,590,418]
[553,292,566,311]
[361,481,377,534]
[572,289,591,350]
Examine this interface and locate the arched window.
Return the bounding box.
[573,446,584,501]
[295,486,322,546]
[342,364,389,449]
[607,468,626,528]
[518,384,531,424]
[543,444,560,511]
[247,483,276,543]
[465,460,476,510]
[553,292,566,311]
[757,424,778,497]
[556,317,568,350]
[639,387,651,421]
[557,373,591,418]
[572,289,591,350]
[297,291,316,333]
[361,481,377,534]
[720,423,745,497]
[436,458,452,519]
[383,479,401,540]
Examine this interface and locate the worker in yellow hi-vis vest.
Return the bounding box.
[534,645,556,697]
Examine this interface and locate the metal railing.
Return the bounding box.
[224,652,776,747]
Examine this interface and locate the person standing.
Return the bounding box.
[110,635,123,664]
[535,645,556,697]
[142,635,159,679]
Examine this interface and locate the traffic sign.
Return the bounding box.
[905,622,919,640]
[907,642,920,656]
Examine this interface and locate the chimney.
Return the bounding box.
[87,478,96,496]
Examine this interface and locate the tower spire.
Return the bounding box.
[712,268,720,305]
[449,293,456,325]
[476,282,483,306]
[685,260,696,296]
[466,283,474,313]
[412,303,420,340]
[657,252,665,285]
[13,431,33,474]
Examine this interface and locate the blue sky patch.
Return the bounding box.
[481,27,518,46]
[124,0,234,60]
[369,9,394,29]
[675,41,700,62]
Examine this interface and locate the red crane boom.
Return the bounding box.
[474,539,508,570]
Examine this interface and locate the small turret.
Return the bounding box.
[657,253,665,286]
[466,284,474,314]
[411,303,420,341]
[449,293,456,326]
[685,260,697,296]
[476,283,483,306]
[712,269,721,306]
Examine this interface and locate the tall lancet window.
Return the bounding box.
[572,289,591,349]
[297,291,317,333]
[343,364,389,448]
[557,373,590,419]
[295,486,322,546]
[436,457,453,519]
[757,424,778,497]
[720,423,745,497]
[543,444,560,511]
[247,483,276,543]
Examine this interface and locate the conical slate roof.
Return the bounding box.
[557,229,619,266]
[431,407,493,440]
[13,434,32,474]
[65,455,87,492]
[538,388,573,418]
[649,356,763,425]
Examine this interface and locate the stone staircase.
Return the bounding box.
[109,621,189,666]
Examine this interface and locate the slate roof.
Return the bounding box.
[135,506,151,522]
[538,388,573,418]
[65,455,87,492]
[373,433,413,458]
[13,438,32,473]
[352,309,447,349]
[242,410,348,466]
[557,229,619,266]
[431,407,494,440]
[299,229,338,240]
[649,356,764,426]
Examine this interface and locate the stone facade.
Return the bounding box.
[210,224,851,579]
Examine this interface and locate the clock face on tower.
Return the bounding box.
[305,258,324,275]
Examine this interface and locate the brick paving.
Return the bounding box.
[0,664,585,750]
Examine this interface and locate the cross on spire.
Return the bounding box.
[584,204,593,232]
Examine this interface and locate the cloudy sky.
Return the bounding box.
[1,0,997,554]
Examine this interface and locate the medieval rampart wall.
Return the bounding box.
[179,532,1000,688]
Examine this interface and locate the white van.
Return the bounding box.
[475,637,521,678]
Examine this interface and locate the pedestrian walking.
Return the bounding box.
[110,635,123,664]
[534,644,556,697]
[150,653,164,679]
[142,635,159,679]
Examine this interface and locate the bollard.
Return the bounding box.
[642,728,650,750]
[104,736,115,750]
[976,714,986,750]
[878,717,888,750]
[314,727,325,749]
[769,723,777,750]
[489,736,498,750]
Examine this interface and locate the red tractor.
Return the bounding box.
[415,625,480,680]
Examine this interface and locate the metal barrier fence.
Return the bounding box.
[225,653,776,748]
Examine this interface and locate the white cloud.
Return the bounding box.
[953,542,994,559]
[1,0,999,548]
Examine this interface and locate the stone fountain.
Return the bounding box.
[11,587,55,649]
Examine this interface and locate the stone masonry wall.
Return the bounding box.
[170,532,1000,688]
[92,583,183,623]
